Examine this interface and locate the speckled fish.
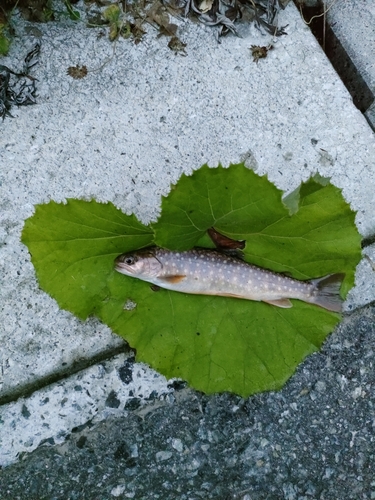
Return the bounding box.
[115,247,345,312]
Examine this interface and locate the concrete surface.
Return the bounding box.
[1,0,375,493]
[1,304,375,499]
[0,353,172,468]
[328,0,375,95]
[327,0,375,128]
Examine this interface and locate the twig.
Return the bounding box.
[299,0,339,25]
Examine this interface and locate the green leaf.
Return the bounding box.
[153,164,287,250]
[102,5,121,23]
[22,199,153,319]
[100,276,339,395]
[64,0,80,20]
[153,164,359,294]
[0,30,10,56]
[21,165,362,396]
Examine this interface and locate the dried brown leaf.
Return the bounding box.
[157,23,178,37]
[146,1,170,28]
[199,0,213,13]
[130,22,146,44]
[168,36,186,54]
[67,65,88,79]
[250,44,273,63]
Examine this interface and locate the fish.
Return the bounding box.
[114,247,345,312]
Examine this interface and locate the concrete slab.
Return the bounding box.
[328,0,375,93]
[327,0,375,127]
[1,0,375,426]
[0,352,172,468]
[1,303,375,497]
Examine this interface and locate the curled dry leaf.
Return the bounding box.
[199,0,213,13]
[157,23,178,37]
[129,23,146,44]
[0,43,40,119]
[250,44,273,63]
[146,1,170,27]
[146,1,178,38]
[168,36,187,54]
[67,65,88,79]
[179,0,288,38]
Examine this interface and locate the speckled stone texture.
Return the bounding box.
[327,0,375,130]
[2,0,375,406]
[2,0,375,481]
[328,0,375,96]
[0,353,172,468]
[1,304,374,500]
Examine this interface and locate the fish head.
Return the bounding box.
[115,248,163,279]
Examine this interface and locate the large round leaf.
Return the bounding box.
[22,199,154,319]
[22,165,362,396]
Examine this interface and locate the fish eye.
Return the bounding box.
[125,256,136,265]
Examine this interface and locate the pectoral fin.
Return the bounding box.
[158,275,186,284]
[264,298,293,308]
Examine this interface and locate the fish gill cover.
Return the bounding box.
[21,164,361,396]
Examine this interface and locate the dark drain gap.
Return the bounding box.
[295,1,374,115]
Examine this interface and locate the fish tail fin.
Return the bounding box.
[310,273,345,312]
